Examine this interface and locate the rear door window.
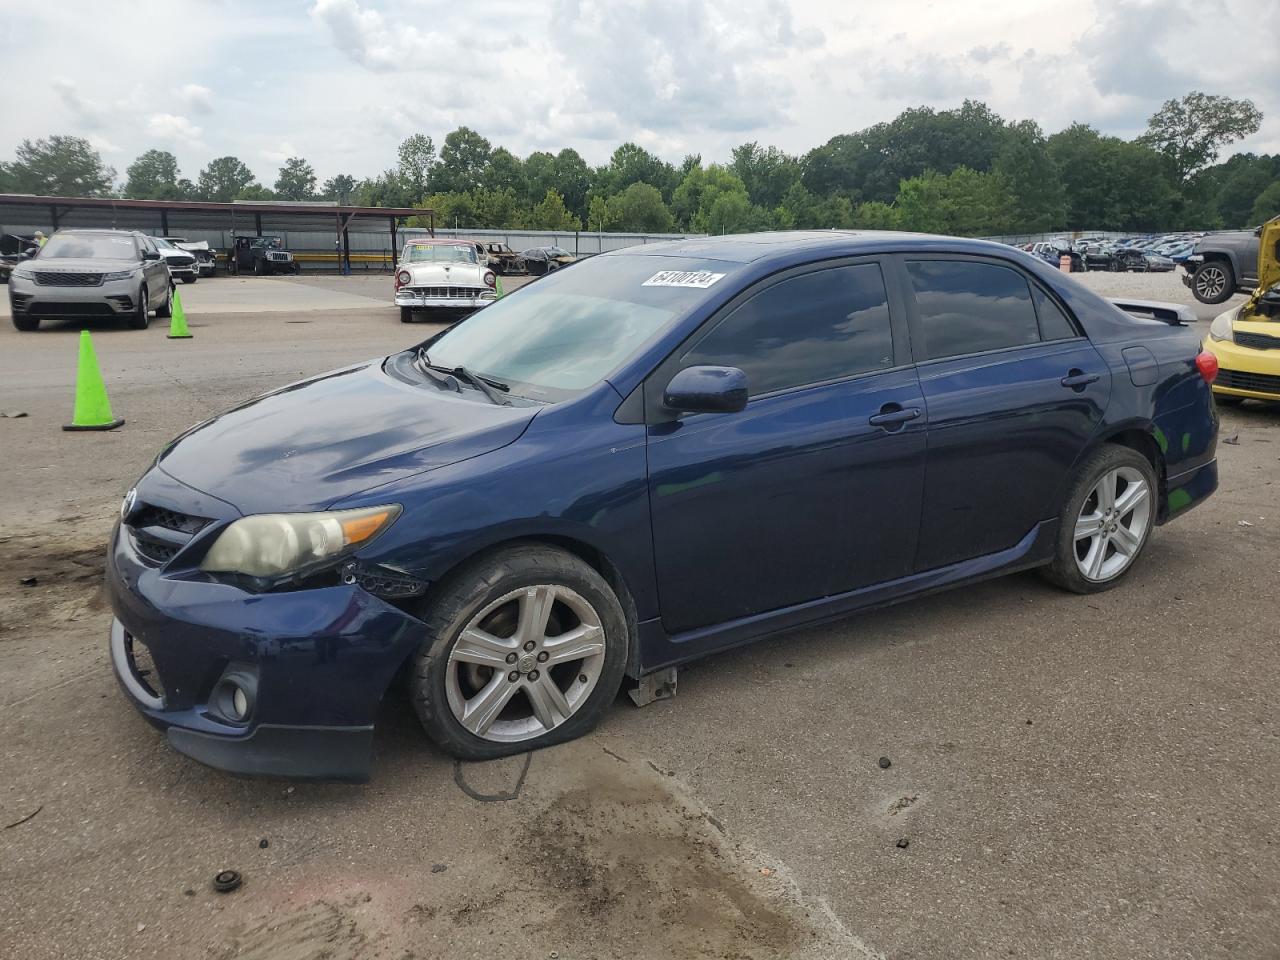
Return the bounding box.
[906,259,1042,361]
[680,263,895,397]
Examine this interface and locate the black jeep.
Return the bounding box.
[227,235,299,276]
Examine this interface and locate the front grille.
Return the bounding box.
[28,301,119,317]
[167,256,196,268]
[408,285,485,299]
[1235,331,1280,351]
[33,271,103,286]
[132,505,210,536]
[1217,369,1280,395]
[126,503,211,565]
[266,251,291,261]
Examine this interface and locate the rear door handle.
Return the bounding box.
[1061,371,1100,389]
[868,406,921,428]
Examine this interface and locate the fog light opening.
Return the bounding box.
[211,668,257,726]
[231,685,249,721]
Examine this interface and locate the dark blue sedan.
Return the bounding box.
[107,231,1219,779]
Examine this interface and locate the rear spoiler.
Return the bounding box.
[1108,298,1195,325]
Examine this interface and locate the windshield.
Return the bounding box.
[38,233,138,261]
[251,237,282,249]
[419,255,739,400]
[402,243,477,265]
[153,237,176,249]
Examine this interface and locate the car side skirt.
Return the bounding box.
[636,519,1058,674]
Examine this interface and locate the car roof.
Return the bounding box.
[56,228,139,236]
[405,238,472,247]
[605,230,1023,264]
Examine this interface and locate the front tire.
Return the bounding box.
[12,312,39,331]
[129,286,151,329]
[400,306,415,323]
[155,283,173,319]
[1191,260,1235,304]
[182,275,197,284]
[410,545,630,761]
[1041,445,1157,594]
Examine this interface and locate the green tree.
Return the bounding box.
[235,184,276,201]
[472,187,522,228]
[993,128,1066,232]
[554,148,593,219]
[600,142,677,199]
[1047,125,1179,230]
[483,147,525,196]
[321,174,358,204]
[274,157,317,200]
[1250,182,1280,225]
[424,191,478,229]
[604,182,674,232]
[9,135,115,197]
[197,156,257,202]
[354,171,412,208]
[587,195,614,231]
[123,149,185,199]
[731,142,801,209]
[1139,92,1264,181]
[1205,154,1280,227]
[527,189,581,230]
[849,201,901,230]
[436,127,492,194]
[671,164,750,232]
[895,167,1016,236]
[776,182,821,228]
[397,134,437,204]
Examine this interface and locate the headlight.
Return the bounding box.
[10,265,34,279]
[1209,307,1238,342]
[103,268,140,281]
[397,270,411,286]
[483,270,496,288]
[200,504,401,579]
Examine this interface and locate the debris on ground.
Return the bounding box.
[19,576,37,587]
[213,870,243,893]
[878,756,892,769]
[888,795,919,816]
[1238,520,1254,527]
[896,838,910,849]
[258,839,269,849]
[1,410,28,418]
[758,867,775,877]
[1223,434,1240,445]
[431,863,447,874]
[4,805,42,829]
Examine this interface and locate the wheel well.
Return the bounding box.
[1101,430,1167,508]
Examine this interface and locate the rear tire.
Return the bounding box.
[1041,445,1157,594]
[410,545,630,761]
[129,286,151,330]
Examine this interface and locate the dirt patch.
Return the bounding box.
[212,750,874,960]
[0,530,108,636]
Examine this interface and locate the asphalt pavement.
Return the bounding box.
[0,271,1276,960]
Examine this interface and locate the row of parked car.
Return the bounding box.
[1020,235,1200,275]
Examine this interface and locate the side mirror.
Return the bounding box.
[142,249,161,261]
[664,365,748,415]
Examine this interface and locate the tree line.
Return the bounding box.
[1,92,1274,237]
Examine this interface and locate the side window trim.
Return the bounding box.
[1028,279,1084,341]
[642,255,907,422]
[896,253,1083,365]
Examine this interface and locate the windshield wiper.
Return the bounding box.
[414,349,511,405]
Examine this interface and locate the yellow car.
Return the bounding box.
[1202,217,1280,404]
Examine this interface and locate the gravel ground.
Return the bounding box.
[1,273,1278,960]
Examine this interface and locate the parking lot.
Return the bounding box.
[1,270,1278,960]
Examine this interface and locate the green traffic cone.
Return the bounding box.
[166,286,192,339]
[62,330,124,431]
[495,275,505,298]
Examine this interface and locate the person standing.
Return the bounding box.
[34,230,47,247]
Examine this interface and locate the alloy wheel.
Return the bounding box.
[1195,266,1227,300]
[445,584,606,742]
[1073,466,1151,582]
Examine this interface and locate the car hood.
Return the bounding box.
[157,360,538,514]
[401,261,484,284]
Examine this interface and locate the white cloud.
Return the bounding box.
[177,83,214,114]
[146,114,204,146]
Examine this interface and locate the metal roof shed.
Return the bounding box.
[0,194,430,272]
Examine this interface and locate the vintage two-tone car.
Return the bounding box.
[394,238,498,322]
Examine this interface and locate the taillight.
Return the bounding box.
[483,270,496,288]
[1195,351,1218,383]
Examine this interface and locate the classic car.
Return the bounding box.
[394,238,498,322]
[520,245,576,275]
[162,236,217,277]
[227,235,298,276]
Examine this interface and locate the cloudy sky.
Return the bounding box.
[2,0,1277,186]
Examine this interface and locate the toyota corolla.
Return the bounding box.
[107,231,1219,780]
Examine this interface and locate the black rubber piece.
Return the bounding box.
[62,419,125,432]
[213,870,242,893]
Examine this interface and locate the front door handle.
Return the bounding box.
[1061,370,1100,389]
[868,405,921,428]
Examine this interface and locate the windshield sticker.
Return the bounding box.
[642,270,725,289]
